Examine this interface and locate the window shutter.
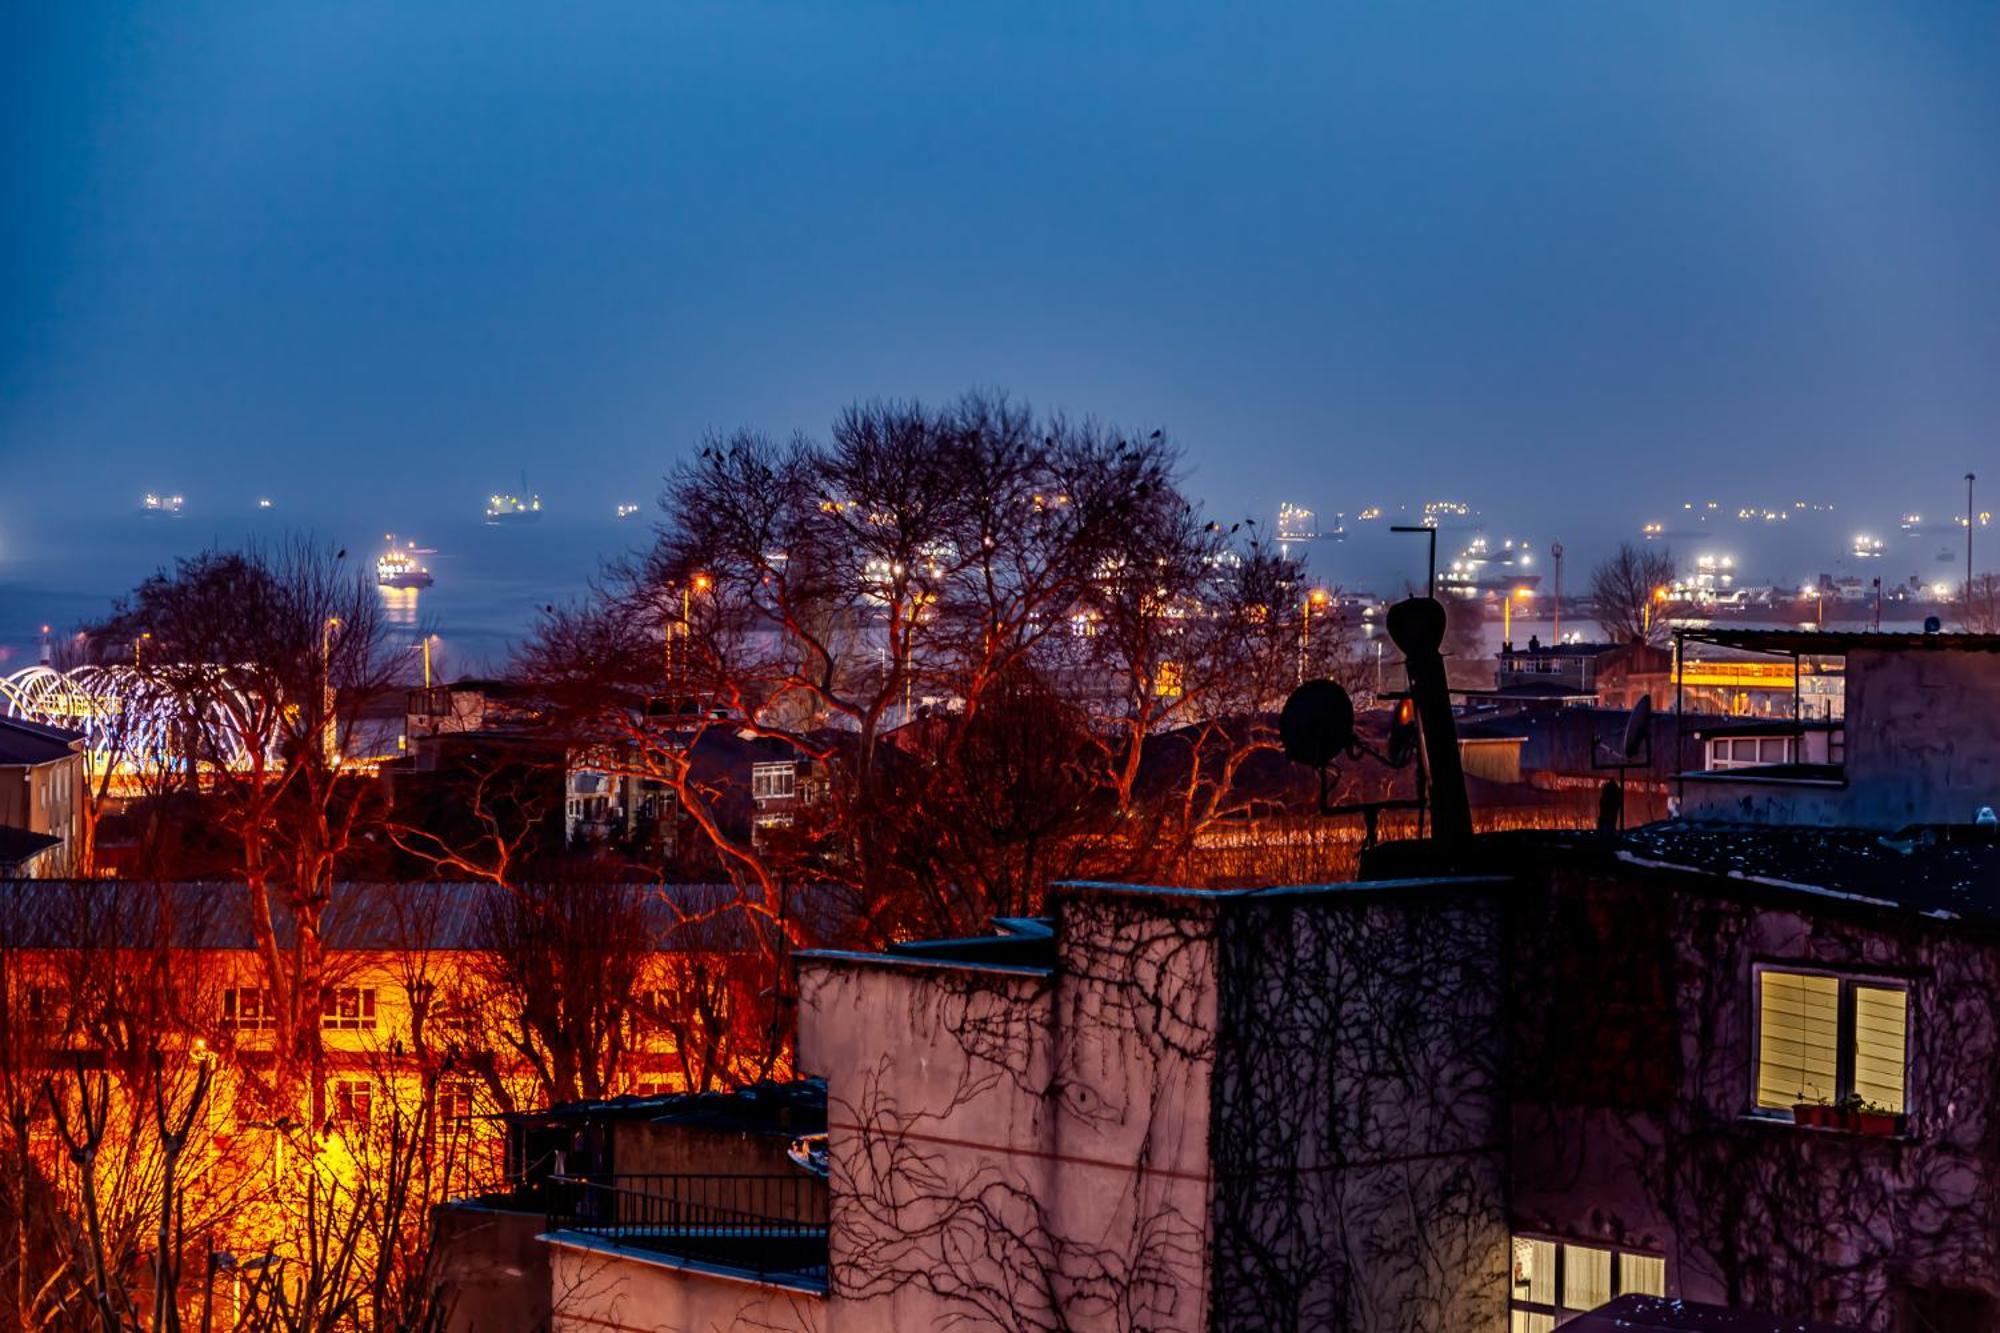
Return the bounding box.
[1758,971,1839,1108]
[1853,985,1907,1113]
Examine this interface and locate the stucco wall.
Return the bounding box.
[548,1238,825,1333]
[797,889,1223,1331]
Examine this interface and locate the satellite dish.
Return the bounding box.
[1621,694,1653,760]
[1280,679,1355,769]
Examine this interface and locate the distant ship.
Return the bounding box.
[486,474,543,524]
[376,536,434,588]
[1440,535,1541,597]
[485,495,541,524]
[616,503,641,520]
[140,492,185,517]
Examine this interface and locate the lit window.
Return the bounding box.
[1755,968,1908,1117]
[22,985,62,1031]
[439,1080,476,1121]
[322,987,377,1031]
[1620,1253,1666,1298]
[330,1079,371,1126]
[223,987,278,1030]
[1511,1235,1664,1323]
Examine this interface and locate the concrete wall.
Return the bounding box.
[1682,647,2000,829]
[549,1238,825,1333]
[798,955,1069,1329]
[1844,647,2000,827]
[798,888,1224,1331]
[1208,888,1510,1331]
[1508,865,2000,1329]
[434,1204,552,1333]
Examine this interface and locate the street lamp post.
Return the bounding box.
[1300,588,1331,681]
[1502,587,1532,648]
[1643,586,1668,639]
[1390,526,1438,598]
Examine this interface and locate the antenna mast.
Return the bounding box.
[1551,540,1565,643]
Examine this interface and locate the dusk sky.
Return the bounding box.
[5,2,1999,557]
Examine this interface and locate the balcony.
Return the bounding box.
[544,1172,830,1287]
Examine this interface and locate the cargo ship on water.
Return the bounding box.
[1439,535,1541,596]
[485,473,543,524]
[376,536,435,588]
[140,492,186,518]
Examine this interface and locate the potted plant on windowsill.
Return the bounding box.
[1829,1092,1866,1132]
[1856,1100,1902,1137]
[1791,1092,1828,1128]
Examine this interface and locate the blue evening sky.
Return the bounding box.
[4,3,1998,558]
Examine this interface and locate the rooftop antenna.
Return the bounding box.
[1278,676,1427,847]
[1551,540,1565,643]
[1968,472,1977,620]
[1592,692,1653,831]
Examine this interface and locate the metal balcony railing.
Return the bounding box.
[545,1173,829,1282]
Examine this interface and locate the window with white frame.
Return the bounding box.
[1705,735,1796,770]
[329,1078,372,1126]
[321,987,377,1031]
[1511,1235,1665,1328]
[1755,967,1908,1115]
[223,987,277,1030]
[751,762,797,801]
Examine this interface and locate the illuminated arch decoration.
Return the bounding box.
[0,664,260,770]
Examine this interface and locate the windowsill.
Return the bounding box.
[1739,1112,1909,1142]
[1680,766,1846,788]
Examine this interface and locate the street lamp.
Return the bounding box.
[1300,588,1332,680]
[1643,586,1668,637]
[1502,587,1532,647]
[135,630,152,668]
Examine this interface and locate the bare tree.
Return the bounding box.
[1589,543,1678,646]
[89,542,408,1114]
[522,393,1353,951]
[1963,571,2000,633]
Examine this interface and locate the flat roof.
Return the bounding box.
[1564,1295,1858,1333]
[1621,822,2000,925]
[1677,627,2000,655]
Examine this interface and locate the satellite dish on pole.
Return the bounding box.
[1621,694,1653,760]
[1279,679,1356,769]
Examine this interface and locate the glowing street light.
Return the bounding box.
[1299,588,1333,681]
[1502,587,1533,645]
[1643,586,1669,636]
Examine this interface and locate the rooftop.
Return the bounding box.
[1566,1295,1858,1333]
[1621,821,2000,925]
[505,1077,827,1136]
[1676,627,2000,655]
[0,827,61,868]
[0,716,84,766]
[0,879,857,951]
